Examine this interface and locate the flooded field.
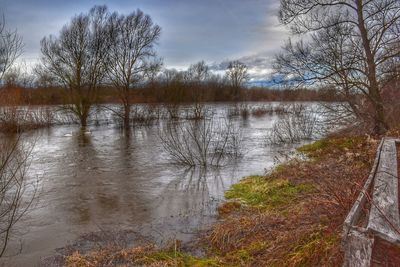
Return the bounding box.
[1,103,309,266]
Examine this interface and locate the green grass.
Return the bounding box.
[283,230,340,267]
[297,140,328,154]
[297,137,365,159]
[222,241,270,266]
[224,176,314,209]
[271,163,288,175]
[143,250,219,266]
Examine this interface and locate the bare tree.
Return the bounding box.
[0,138,36,257]
[40,6,110,127]
[187,60,209,82]
[186,61,210,119]
[225,61,249,101]
[159,116,243,166]
[266,103,322,144]
[0,15,23,82]
[105,9,161,128]
[275,0,400,134]
[33,64,57,88]
[3,61,35,88]
[161,68,186,119]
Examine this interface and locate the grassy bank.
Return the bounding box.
[66,133,386,266]
[202,135,379,266]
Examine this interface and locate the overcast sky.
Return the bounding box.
[2,0,288,82]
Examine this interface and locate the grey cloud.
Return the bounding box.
[2,0,287,73]
[209,53,274,82]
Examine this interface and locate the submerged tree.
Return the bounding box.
[225,61,249,101]
[186,60,210,83]
[0,138,35,257]
[106,9,161,128]
[0,15,23,82]
[186,61,210,119]
[275,0,400,134]
[40,6,110,127]
[160,68,186,118]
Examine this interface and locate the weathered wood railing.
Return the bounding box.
[342,138,400,267]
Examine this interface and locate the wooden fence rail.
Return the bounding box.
[342,138,400,267]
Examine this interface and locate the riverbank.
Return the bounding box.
[64,131,396,266]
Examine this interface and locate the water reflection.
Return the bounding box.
[0,103,303,266]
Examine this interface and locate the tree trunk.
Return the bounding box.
[356,0,388,135]
[124,103,131,128]
[80,113,87,127]
[372,100,387,135]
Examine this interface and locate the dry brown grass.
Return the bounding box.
[64,241,220,267]
[203,134,379,266]
[64,131,396,267]
[66,245,155,267]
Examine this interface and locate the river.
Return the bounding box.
[0,103,306,266]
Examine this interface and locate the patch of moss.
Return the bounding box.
[224,176,314,209]
[297,140,328,154]
[297,137,365,159]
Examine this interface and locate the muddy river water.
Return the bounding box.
[1,103,305,266]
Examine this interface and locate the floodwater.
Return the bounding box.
[1,103,304,266]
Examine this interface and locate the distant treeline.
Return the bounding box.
[0,83,339,106]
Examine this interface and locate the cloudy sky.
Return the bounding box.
[2,0,288,82]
